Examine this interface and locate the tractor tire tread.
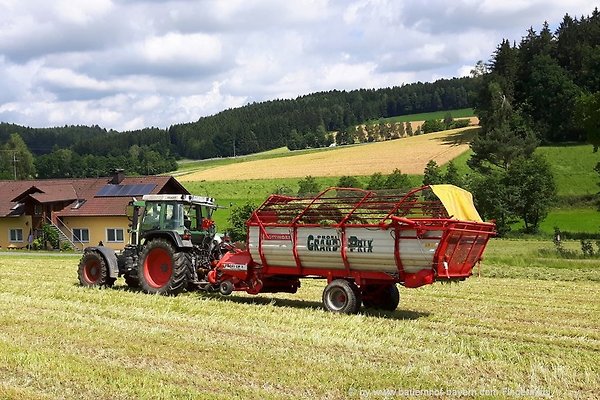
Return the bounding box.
[138,238,190,295]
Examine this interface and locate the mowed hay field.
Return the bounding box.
[1,240,599,399]
[180,128,477,182]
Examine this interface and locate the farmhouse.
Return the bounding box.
[0,171,189,251]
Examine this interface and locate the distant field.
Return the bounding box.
[537,144,598,197]
[367,108,475,125]
[511,208,600,236]
[184,143,599,233]
[178,131,599,234]
[173,108,478,177]
[180,127,477,181]
[0,243,598,399]
[173,147,332,176]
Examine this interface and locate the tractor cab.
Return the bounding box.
[127,194,218,247]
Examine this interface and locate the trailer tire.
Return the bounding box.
[78,251,113,287]
[322,279,361,314]
[138,238,189,295]
[363,284,400,311]
[219,280,234,296]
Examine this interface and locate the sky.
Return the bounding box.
[0,0,597,132]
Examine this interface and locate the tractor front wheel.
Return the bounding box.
[78,251,113,287]
[138,239,189,295]
[322,279,361,314]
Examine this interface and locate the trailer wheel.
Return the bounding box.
[138,239,189,295]
[363,284,400,311]
[322,279,361,314]
[219,280,234,296]
[78,251,112,287]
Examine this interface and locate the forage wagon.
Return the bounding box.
[78,185,495,314]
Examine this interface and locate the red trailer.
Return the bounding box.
[212,185,495,313]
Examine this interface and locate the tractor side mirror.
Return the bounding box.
[126,204,134,220]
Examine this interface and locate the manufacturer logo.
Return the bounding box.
[307,234,341,251]
[306,234,374,253]
[348,236,373,253]
[223,263,247,271]
[265,233,291,241]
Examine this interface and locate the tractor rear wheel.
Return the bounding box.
[322,279,361,314]
[362,284,400,311]
[138,238,189,295]
[78,251,113,287]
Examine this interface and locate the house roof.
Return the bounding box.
[12,184,78,204]
[0,175,189,218]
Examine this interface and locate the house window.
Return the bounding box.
[9,228,23,242]
[73,228,89,243]
[34,204,43,215]
[106,228,124,243]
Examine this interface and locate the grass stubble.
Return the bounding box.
[0,241,598,399]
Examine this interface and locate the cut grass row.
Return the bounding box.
[0,242,598,399]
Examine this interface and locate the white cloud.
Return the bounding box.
[0,0,598,130]
[140,33,222,66]
[53,0,113,24]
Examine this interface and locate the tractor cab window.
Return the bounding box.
[164,203,184,230]
[184,205,201,231]
[184,205,197,230]
[183,204,214,232]
[141,202,162,231]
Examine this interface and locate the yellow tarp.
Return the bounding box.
[430,184,483,222]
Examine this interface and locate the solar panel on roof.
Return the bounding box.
[96,184,157,197]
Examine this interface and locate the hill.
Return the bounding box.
[179,139,599,235]
[180,127,476,181]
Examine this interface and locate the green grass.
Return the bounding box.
[536,208,599,234]
[0,243,599,399]
[452,145,599,198]
[537,144,599,197]
[482,238,600,281]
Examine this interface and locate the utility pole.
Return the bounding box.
[13,152,18,180]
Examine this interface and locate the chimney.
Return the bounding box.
[111,168,125,184]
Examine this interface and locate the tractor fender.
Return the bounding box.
[142,232,192,250]
[84,246,119,278]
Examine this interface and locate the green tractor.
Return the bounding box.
[77,194,227,295]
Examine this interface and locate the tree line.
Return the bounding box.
[1,77,477,178]
[467,8,600,234]
[0,123,177,179]
[168,78,477,158]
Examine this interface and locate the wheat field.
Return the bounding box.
[180,128,476,182]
